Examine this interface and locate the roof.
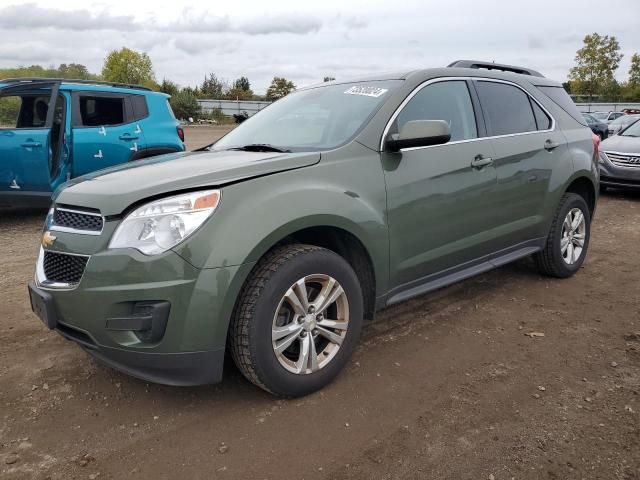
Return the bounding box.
[0,77,154,94]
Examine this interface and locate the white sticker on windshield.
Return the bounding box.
[344,86,388,98]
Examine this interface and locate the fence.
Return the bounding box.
[197,99,271,117]
[576,103,640,112]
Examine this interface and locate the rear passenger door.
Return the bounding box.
[473,80,567,248]
[71,92,147,177]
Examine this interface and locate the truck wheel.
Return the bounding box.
[229,244,363,397]
[535,193,591,278]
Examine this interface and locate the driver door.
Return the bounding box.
[0,83,59,202]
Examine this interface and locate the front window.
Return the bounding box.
[212,81,401,152]
[591,112,609,121]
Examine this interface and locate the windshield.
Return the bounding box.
[611,115,636,126]
[212,81,401,152]
[620,119,640,137]
[591,112,609,120]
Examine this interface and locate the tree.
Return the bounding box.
[102,47,155,86]
[266,77,296,100]
[226,76,253,100]
[170,90,201,120]
[160,78,179,97]
[323,76,336,82]
[201,73,226,98]
[233,76,251,92]
[629,53,640,86]
[568,33,622,100]
[58,63,94,79]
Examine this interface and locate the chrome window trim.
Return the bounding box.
[35,247,90,290]
[50,207,104,236]
[379,76,557,152]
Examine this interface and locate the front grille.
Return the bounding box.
[43,251,88,285]
[53,208,103,232]
[605,152,640,168]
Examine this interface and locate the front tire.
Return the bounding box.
[535,193,591,278]
[229,244,363,397]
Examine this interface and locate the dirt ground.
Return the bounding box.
[1,126,639,480]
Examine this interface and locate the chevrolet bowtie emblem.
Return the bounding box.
[41,231,57,248]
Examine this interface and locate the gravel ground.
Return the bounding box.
[0,126,638,479]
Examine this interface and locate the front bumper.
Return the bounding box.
[599,154,640,189]
[30,246,254,386]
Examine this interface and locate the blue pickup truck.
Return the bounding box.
[0,78,185,207]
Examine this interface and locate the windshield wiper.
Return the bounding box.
[229,144,291,153]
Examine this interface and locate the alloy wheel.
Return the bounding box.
[561,207,586,265]
[271,274,350,374]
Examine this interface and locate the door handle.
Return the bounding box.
[119,134,139,141]
[21,141,42,148]
[544,139,560,151]
[471,155,493,169]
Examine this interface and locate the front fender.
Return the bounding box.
[172,145,389,295]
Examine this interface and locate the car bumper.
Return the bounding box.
[29,248,254,386]
[599,156,640,189]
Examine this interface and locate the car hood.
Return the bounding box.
[601,135,640,154]
[55,149,320,216]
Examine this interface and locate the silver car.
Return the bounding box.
[591,111,626,123]
[599,120,640,190]
[607,114,640,136]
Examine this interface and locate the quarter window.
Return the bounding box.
[531,100,551,130]
[79,96,125,126]
[475,82,537,136]
[395,81,478,142]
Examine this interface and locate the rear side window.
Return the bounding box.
[396,80,478,141]
[79,96,125,126]
[475,81,536,136]
[537,86,587,126]
[130,95,149,121]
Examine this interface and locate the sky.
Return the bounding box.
[0,0,639,94]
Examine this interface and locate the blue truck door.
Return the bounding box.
[0,83,59,204]
[71,92,146,177]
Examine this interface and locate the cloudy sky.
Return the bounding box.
[0,0,638,93]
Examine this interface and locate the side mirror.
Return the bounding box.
[385,120,451,152]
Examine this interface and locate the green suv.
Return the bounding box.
[28,61,599,396]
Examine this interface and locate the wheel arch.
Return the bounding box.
[241,220,379,322]
[564,175,597,217]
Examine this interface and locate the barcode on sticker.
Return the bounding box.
[344,86,388,98]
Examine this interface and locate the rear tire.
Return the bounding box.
[535,193,591,278]
[229,244,363,397]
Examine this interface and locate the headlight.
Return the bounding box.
[599,151,608,164]
[109,189,221,255]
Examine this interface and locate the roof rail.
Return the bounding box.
[447,60,544,78]
[0,77,152,91]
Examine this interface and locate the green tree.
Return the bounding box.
[160,78,179,97]
[201,73,227,98]
[568,33,623,100]
[226,76,253,100]
[102,47,155,86]
[58,63,94,79]
[629,53,640,86]
[266,77,296,100]
[234,76,251,92]
[170,90,201,120]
